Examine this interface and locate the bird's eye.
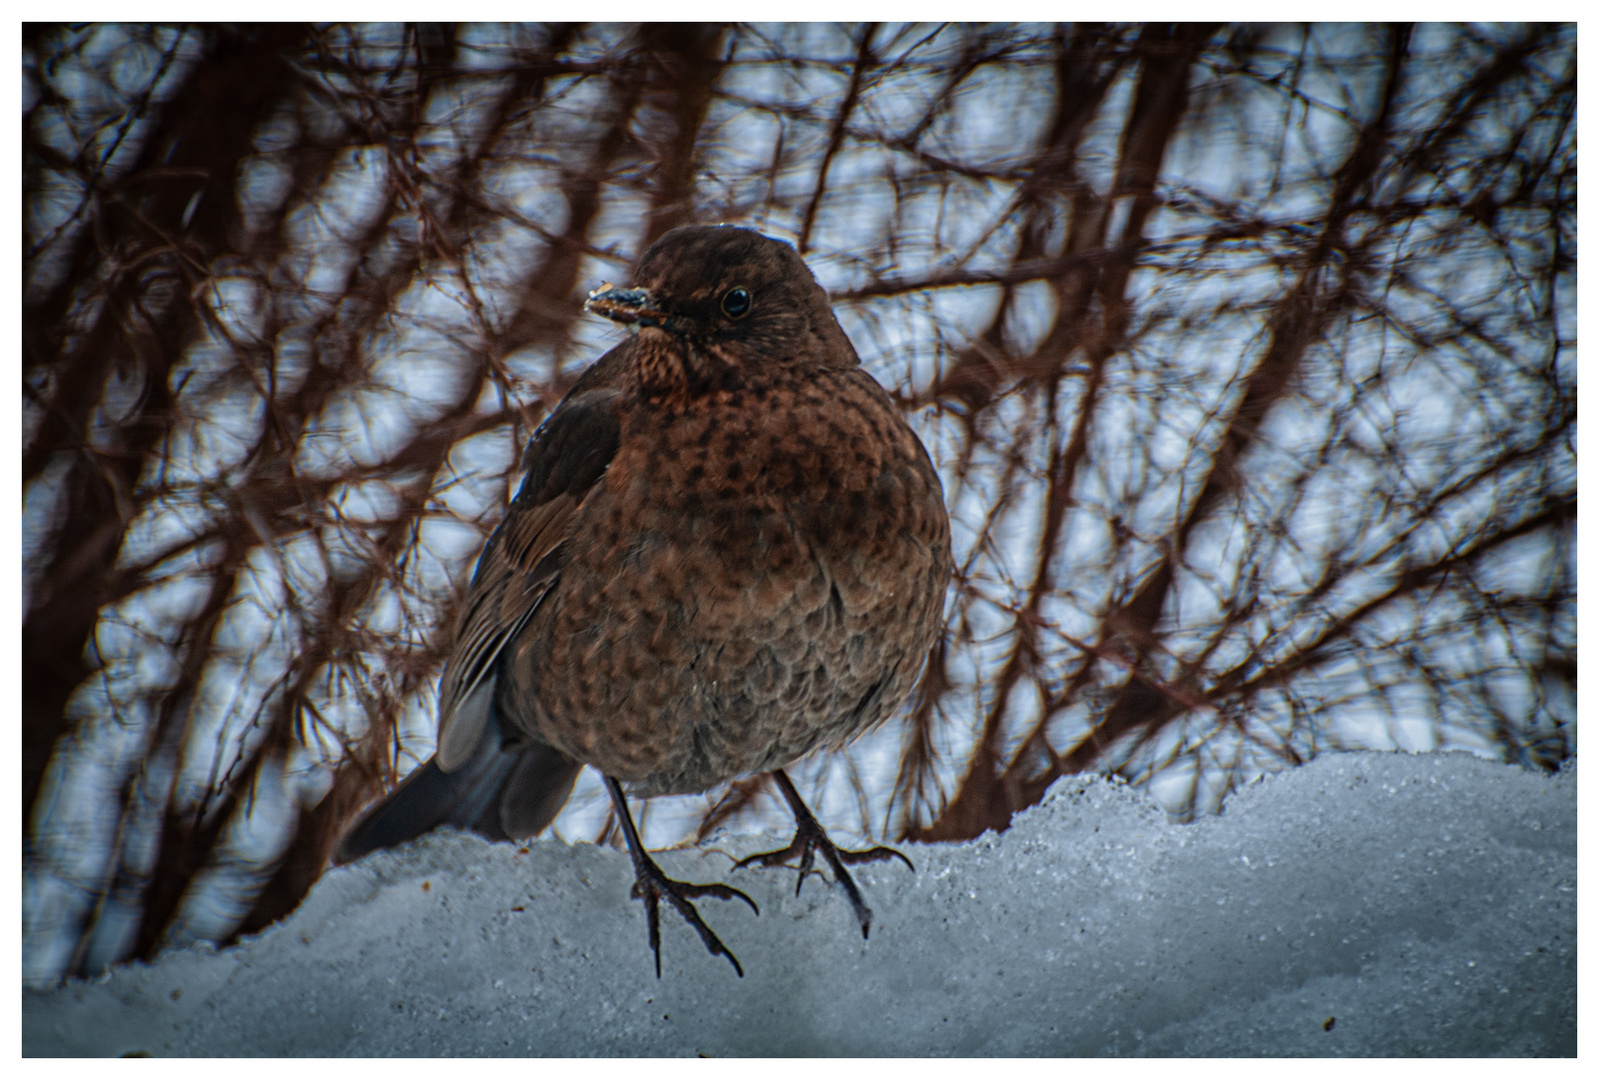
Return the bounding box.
[720,287,752,320]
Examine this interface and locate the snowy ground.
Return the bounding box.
[23,751,1575,1057]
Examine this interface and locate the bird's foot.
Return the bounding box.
[628,848,758,978]
[735,772,913,939]
[605,775,756,978]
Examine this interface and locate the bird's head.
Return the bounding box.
[584,226,860,394]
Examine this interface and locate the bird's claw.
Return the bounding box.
[735,816,913,940]
[629,856,757,978]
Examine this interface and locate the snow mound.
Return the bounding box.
[23,751,1575,1056]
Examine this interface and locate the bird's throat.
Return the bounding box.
[632,326,692,401]
[631,326,747,406]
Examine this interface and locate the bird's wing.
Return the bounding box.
[435,384,624,771]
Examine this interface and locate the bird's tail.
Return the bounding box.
[334,705,581,864]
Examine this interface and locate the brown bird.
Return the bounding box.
[336,225,952,976]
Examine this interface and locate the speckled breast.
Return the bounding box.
[503,366,951,796]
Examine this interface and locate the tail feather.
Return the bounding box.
[335,705,581,864]
[500,740,582,838]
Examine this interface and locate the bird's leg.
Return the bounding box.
[604,776,757,978]
[734,769,914,939]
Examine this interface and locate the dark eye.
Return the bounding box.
[720,287,752,320]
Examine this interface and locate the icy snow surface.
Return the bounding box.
[23,751,1575,1057]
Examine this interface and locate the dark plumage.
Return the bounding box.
[337,225,952,976]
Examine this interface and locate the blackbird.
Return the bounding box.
[336,225,952,976]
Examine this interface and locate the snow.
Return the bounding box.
[22,751,1575,1057]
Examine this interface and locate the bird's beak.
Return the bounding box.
[584,283,680,331]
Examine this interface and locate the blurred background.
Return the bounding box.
[22,22,1575,987]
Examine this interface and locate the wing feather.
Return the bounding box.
[434,382,624,772]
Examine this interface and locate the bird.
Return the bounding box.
[336,224,952,977]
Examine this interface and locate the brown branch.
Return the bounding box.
[796,23,876,254]
[915,23,1217,841]
[23,26,314,829]
[1050,23,1415,781]
[1211,495,1575,709]
[491,54,647,355]
[640,23,728,248]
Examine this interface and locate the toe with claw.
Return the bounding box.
[736,769,914,939]
[607,777,757,977]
